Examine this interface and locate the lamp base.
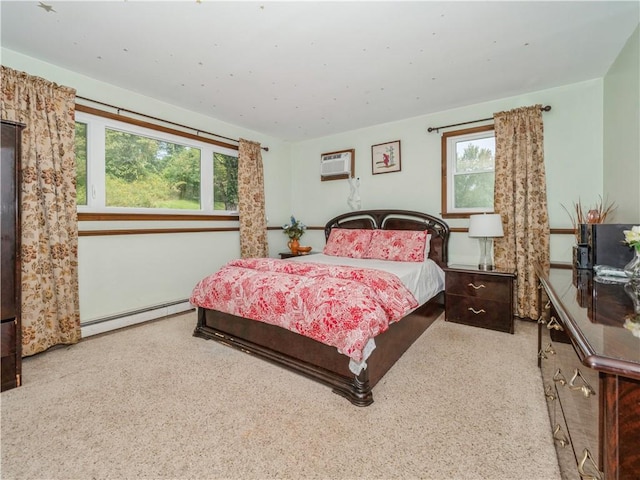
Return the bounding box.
[477,237,494,272]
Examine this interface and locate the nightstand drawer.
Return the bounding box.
[445,271,511,302]
[446,295,513,333]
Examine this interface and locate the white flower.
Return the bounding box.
[623,226,640,251]
[624,317,640,338]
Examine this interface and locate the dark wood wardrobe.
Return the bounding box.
[1,120,23,391]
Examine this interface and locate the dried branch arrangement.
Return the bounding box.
[561,196,617,241]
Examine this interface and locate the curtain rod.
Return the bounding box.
[75,95,269,152]
[427,105,551,133]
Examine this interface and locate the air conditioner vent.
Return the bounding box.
[320,149,354,181]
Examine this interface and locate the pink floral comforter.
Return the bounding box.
[189,258,418,362]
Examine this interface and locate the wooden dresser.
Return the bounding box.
[444,265,515,333]
[536,265,640,480]
[1,121,23,392]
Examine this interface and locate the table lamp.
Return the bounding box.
[468,213,504,271]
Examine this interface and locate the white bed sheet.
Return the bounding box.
[287,253,445,374]
[287,253,445,305]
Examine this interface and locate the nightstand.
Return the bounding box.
[279,252,318,259]
[443,264,516,334]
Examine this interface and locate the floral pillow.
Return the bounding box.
[364,229,428,262]
[323,228,373,258]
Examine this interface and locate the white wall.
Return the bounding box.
[1,48,293,322]
[603,25,640,223]
[290,80,605,266]
[3,43,630,321]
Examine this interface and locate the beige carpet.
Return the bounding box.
[1,311,560,480]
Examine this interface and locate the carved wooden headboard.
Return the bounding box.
[324,209,450,268]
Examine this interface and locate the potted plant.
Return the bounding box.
[282,216,306,254]
[562,196,617,243]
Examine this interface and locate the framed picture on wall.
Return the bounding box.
[371,140,401,175]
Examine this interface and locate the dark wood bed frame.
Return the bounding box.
[193,209,450,406]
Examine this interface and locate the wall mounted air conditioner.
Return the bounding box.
[320,149,354,181]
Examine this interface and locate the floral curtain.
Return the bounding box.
[1,66,81,356]
[238,138,268,258]
[493,105,550,320]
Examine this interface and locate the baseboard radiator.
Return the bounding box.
[81,299,194,337]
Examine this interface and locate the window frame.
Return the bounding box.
[440,124,496,219]
[75,108,239,217]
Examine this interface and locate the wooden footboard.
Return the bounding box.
[193,209,449,406]
[193,293,443,406]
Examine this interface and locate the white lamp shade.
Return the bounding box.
[468,214,504,238]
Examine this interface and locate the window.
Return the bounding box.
[75,111,238,214]
[75,122,88,205]
[213,153,238,211]
[441,125,495,218]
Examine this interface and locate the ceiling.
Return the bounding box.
[2,1,639,142]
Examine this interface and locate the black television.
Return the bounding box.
[587,223,635,269]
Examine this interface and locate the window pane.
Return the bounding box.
[455,137,495,173]
[454,172,495,208]
[441,125,495,217]
[75,122,88,205]
[105,129,200,209]
[213,152,238,211]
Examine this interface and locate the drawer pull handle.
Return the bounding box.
[544,300,551,310]
[553,368,567,386]
[568,369,596,398]
[467,307,486,315]
[467,282,486,290]
[538,343,556,359]
[552,424,569,447]
[537,315,547,325]
[544,385,556,401]
[577,448,602,480]
[546,316,564,331]
[545,343,555,355]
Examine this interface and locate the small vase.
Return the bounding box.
[624,249,640,280]
[288,238,300,255]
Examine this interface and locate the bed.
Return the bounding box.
[192,209,450,406]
